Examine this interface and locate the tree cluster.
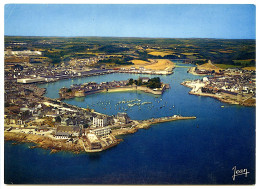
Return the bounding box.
[146,77,161,89]
[127,77,161,89]
[98,56,134,65]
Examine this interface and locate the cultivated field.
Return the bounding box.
[125,59,175,71]
[147,51,174,57]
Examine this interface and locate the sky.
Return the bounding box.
[4,4,256,39]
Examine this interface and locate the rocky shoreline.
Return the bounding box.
[4,132,85,154]
[5,115,196,154]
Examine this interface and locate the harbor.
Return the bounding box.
[4,62,256,184]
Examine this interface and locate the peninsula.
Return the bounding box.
[5,93,196,153]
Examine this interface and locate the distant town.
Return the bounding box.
[183,60,256,106]
[4,36,255,153]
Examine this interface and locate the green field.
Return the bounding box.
[5,36,256,68]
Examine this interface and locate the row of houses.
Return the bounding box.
[54,112,131,139]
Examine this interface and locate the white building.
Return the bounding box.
[139,77,150,83]
[93,115,108,128]
[17,77,46,84]
[90,127,111,136]
[202,77,209,83]
[4,50,42,56]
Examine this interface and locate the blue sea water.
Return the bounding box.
[4,62,255,184]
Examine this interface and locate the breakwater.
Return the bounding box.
[111,115,196,137]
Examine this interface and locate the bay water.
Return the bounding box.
[4,62,255,184]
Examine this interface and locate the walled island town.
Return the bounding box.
[58,77,170,100]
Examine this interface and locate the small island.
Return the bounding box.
[59,77,170,100]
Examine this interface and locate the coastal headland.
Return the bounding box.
[5,115,196,153]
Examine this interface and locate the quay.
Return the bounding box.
[16,65,175,85]
[17,69,116,84]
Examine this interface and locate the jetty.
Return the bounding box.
[79,115,196,153]
[111,115,196,141]
[137,115,196,129]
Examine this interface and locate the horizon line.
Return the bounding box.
[4,35,256,40]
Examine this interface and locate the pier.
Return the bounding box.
[137,115,197,129]
[112,115,197,137]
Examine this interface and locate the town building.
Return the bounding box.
[55,132,70,139]
[116,112,130,124]
[92,115,108,128]
[56,125,82,137]
[139,77,150,83]
[90,127,111,136]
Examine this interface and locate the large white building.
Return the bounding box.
[4,50,42,56]
[17,77,46,84]
[93,115,108,128]
[90,127,111,136]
